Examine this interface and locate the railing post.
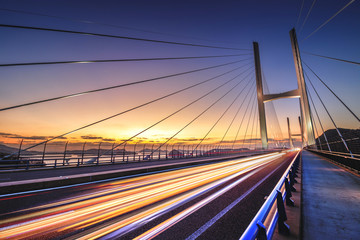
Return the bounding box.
[285,178,295,206]
[81,142,86,165]
[256,221,268,240]
[289,169,297,191]
[97,142,101,165]
[143,144,146,160]
[41,141,47,166]
[151,144,154,160]
[133,142,138,162]
[111,142,115,164]
[292,166,299,177]
[165,144,168,159]
[289,170,297,192]
[17,139,23,162]
[26,159,30,170]
[158,144,161,160]
[63,141,68,166]
[123,143,127,162]
[276,190,290,235]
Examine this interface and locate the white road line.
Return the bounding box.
[0,153,278,198]
[186,156,288,240]
[133,153,284,240]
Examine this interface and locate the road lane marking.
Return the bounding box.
[185,157,289,240]
[132,154,283,240]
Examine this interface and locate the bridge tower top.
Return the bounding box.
[253,28,316,148]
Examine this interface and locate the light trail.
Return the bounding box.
[0,152,286,239]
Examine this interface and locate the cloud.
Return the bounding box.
[0,132,67,140]
[81,135,103,140]
[179,138,202,142]
[22,136,48,140]
[0,132,20,138]
[219,140,240,144]
[80,135,116,142]
[102,138,116,142]
[171,137,215,143]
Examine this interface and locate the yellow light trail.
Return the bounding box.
[0,152,285,239]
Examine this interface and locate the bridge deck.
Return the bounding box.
[302,150,360,239]
[0,152,264,195]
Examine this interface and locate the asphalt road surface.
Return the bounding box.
[0,150,298,239]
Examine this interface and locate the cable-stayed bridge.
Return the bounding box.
[0,2,359,240]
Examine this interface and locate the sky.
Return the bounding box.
[0,0,359,151]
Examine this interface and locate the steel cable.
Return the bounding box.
[191,71,255,153]
[0,8,242,45]
[217,81,255,149]
[298,0,317,33]
[303,0,355,40]
[0,59,250,112]
[0,24,250,51]
[302,52,360,66]
[231,89,256,149]
[0,54,251,68]
[296,0,305,28]
[112,67,254,159]
[307,87,327,150]
[305,71,353,156]
[241,92,257,149]
[2,63,251,159]
[303,61,360,122]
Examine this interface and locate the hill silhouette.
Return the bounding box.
[316,128,360,154]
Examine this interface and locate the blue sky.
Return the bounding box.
[0,0,359,149]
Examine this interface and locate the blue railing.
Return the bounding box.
[307,148,360,171]
[240,150,300,240]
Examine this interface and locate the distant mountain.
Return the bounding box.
[0,144,41,158]
[0,144,135,157]
[0,144,20,160]
[58,148,134,155]
[0,144,19,154]
[316,128,360,154]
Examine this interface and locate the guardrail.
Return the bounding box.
[240,150,300,240]
[0,149,276,171]
[307,148,359,172]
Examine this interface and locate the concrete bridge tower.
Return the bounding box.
[253,28,315,149]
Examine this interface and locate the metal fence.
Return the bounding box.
[240,150,300,240]
[0,144,275,171]
[307,148,360,172]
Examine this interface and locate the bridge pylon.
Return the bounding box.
[253,28,315,149]
[253,42,268,149]
[287,117,294,148]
